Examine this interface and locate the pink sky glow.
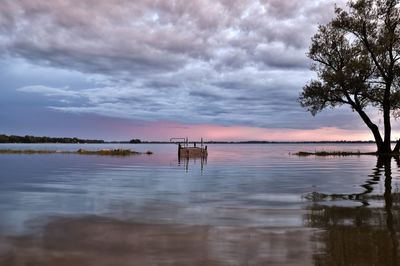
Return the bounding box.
[119,121,376,142]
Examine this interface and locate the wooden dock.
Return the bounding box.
[178,146,208,158]
[171,138,208,159]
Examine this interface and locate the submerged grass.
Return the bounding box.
[0,149,56,154]
[0,149,153,156]
[304,191,400,202]
[293,151,377,157]
[76,149,139,156]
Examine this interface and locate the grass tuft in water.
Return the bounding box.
[0,149,56,154]
[0,149,153,156]
[76,149,139,156]
[293,151,377,157]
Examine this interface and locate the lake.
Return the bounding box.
[0,143,399,265]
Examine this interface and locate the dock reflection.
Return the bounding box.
[178,155,207,172]
[305,156,400,265]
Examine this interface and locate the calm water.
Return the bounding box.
[0,143,399,265]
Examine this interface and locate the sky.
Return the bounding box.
[1,0,396,141]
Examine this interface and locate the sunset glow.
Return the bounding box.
[104,121,374,142]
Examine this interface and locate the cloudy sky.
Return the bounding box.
[1,0,389,141]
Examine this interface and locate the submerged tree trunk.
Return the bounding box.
[376,134,391,154]
[393,140,400,153]
[383,83,392,153]
[355,108,388,154]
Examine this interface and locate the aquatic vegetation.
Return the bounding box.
[0,149,152,156]
[293,151,377,157]
[76,149,139,156]
[0,149,56,154]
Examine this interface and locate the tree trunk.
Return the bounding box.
[355,108,386,153]
[375,129,389,154]
[393,140,400,153]
[383,84,392,153]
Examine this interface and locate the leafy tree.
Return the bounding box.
[0,135,9,143]
[300,0,400,154]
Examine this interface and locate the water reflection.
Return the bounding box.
[2,144,400,265]
[306,156,400,265]
[0,216,313,266]
[178,155,207,172]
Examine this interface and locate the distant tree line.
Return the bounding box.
[129,139,141,143]
[0,134,105,144]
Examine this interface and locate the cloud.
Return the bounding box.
[2,0,357,135]
[17,67,367,131]
[17,85,79,97]
[1,0,340,75]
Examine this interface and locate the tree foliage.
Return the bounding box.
[300,0,400,153]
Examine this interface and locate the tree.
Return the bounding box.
[299,0,400,154]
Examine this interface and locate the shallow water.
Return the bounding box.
[0,143,399,265]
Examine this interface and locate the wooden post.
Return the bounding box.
[178,143,181,161]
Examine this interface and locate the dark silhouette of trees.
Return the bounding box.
[300,0,400,154]
[0,134,104,144]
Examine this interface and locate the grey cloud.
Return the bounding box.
[15,66,327,129]
[264,0,304,18]
[253,43,308,69]
[18,74,369,130]
[3,0,354,131]
[190,91,225,101]
[17,85,80,97]
[1,0,336,75]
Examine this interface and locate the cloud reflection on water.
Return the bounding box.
[1,144,400,265]
[0,216,314,266]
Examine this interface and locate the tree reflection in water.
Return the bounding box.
[305,156,400,266]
